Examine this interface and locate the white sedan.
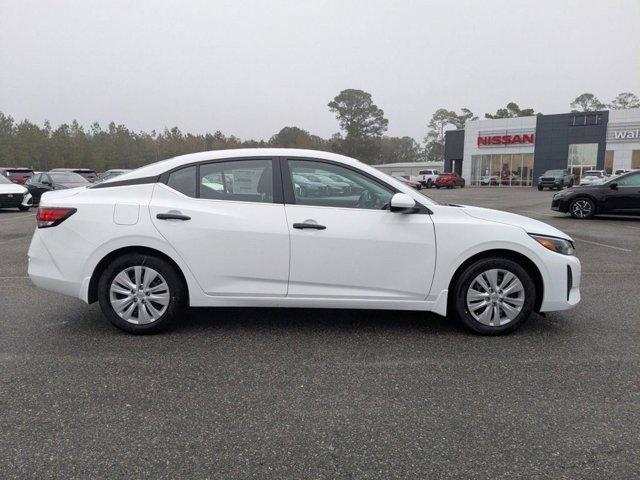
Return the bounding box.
[0,175,30,211]
[28,149,581,335]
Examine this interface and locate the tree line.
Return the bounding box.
[0,91,637,171]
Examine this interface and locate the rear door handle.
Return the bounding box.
[157,212,191,221]
[293,222,326,230]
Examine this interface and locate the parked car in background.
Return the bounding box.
[413,169,440,188]
[300,173,349,194]
[551,170,640,219]
[537,169,575,190]
[27,148,580,336]
[480,176,499,186]
[0,174,30,211]
[97,169,132,183]
[0,167,34,185]
[24,171,90,206]
[578,170,608,186]
[50,168,100,183]
[392,175,422,190]
[292,173,328,197]
[435,172,465,189]
[614,169,632,176]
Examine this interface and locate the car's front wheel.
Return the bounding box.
[569,197,595,219]
[97,253,186,334]
[452,258,536,335]
[18,205,29,211]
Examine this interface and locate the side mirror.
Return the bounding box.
[610,182,618,190]
[390,193,417,213]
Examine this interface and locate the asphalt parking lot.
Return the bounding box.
[1,187,639,479]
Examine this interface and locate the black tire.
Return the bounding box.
[426,179,433,189]
[435,185,441,189]
[451,257,536,335]
[417,184,422,190]
[18,205,29,211]
[569,197,596,219]
[568,179,574,187]
[537,185,543,191]
[460,183,465,188]
[97,253,186,334]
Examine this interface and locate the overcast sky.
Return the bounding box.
[1,0,638,141]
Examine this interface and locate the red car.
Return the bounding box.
[435,172,465,189]
[0,167,34,185]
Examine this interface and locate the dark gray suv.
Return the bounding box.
[538,169,575,190]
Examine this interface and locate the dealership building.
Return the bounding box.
[444,107,640,186]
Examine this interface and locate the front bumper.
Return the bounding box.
[0,193,26,208]
[539,254,581,312]
[551,196,571,213]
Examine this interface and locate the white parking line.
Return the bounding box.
[0,276,28,279]
[572,237,632,252]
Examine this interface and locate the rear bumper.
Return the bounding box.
[28,231,83,299]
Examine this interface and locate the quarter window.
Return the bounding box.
[167,166,197,197]
[288,159,394,210]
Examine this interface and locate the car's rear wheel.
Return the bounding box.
[452,258,536,335]
[97,253,186,334]
[18,205,29,211]
[426,179,433,188]
[537,185,543,191]
[569,197,595,219]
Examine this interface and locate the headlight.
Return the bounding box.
[529,234,575,255]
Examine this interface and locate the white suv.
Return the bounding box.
[28,149,581,335]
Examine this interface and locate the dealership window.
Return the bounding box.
[632,150,640,170]
[470,154,533,187]
[604,151,614,174]
[567,143,598,181]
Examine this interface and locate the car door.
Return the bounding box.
[606,172,640,212]
[282,158,436,300]
[29,174,51,203]
[149,158,290,297]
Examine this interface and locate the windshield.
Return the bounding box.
[544,170,564,176]
[0,175,12,184]
[49,172,89,183]
[583,172,602,177]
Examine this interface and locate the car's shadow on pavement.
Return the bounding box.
[75,306,567,338]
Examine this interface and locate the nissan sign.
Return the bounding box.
[477,131,535,147]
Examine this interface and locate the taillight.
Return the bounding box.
[36,207,77,228]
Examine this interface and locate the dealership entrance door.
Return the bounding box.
[568,143,598,182]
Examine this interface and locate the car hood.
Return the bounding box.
[460,205,573,241]
[0,183,28,195]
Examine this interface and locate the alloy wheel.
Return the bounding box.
[466,268,525,326]
[571,199,593,218]
[109,266,170,324]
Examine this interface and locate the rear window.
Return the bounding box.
[6,169,33,176]
[49,172,88,183]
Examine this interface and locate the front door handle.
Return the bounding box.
[293,222,326,230]
[157,212,191,221]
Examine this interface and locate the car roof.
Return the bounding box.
[50,168,96,172]
[112,149,372,181]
